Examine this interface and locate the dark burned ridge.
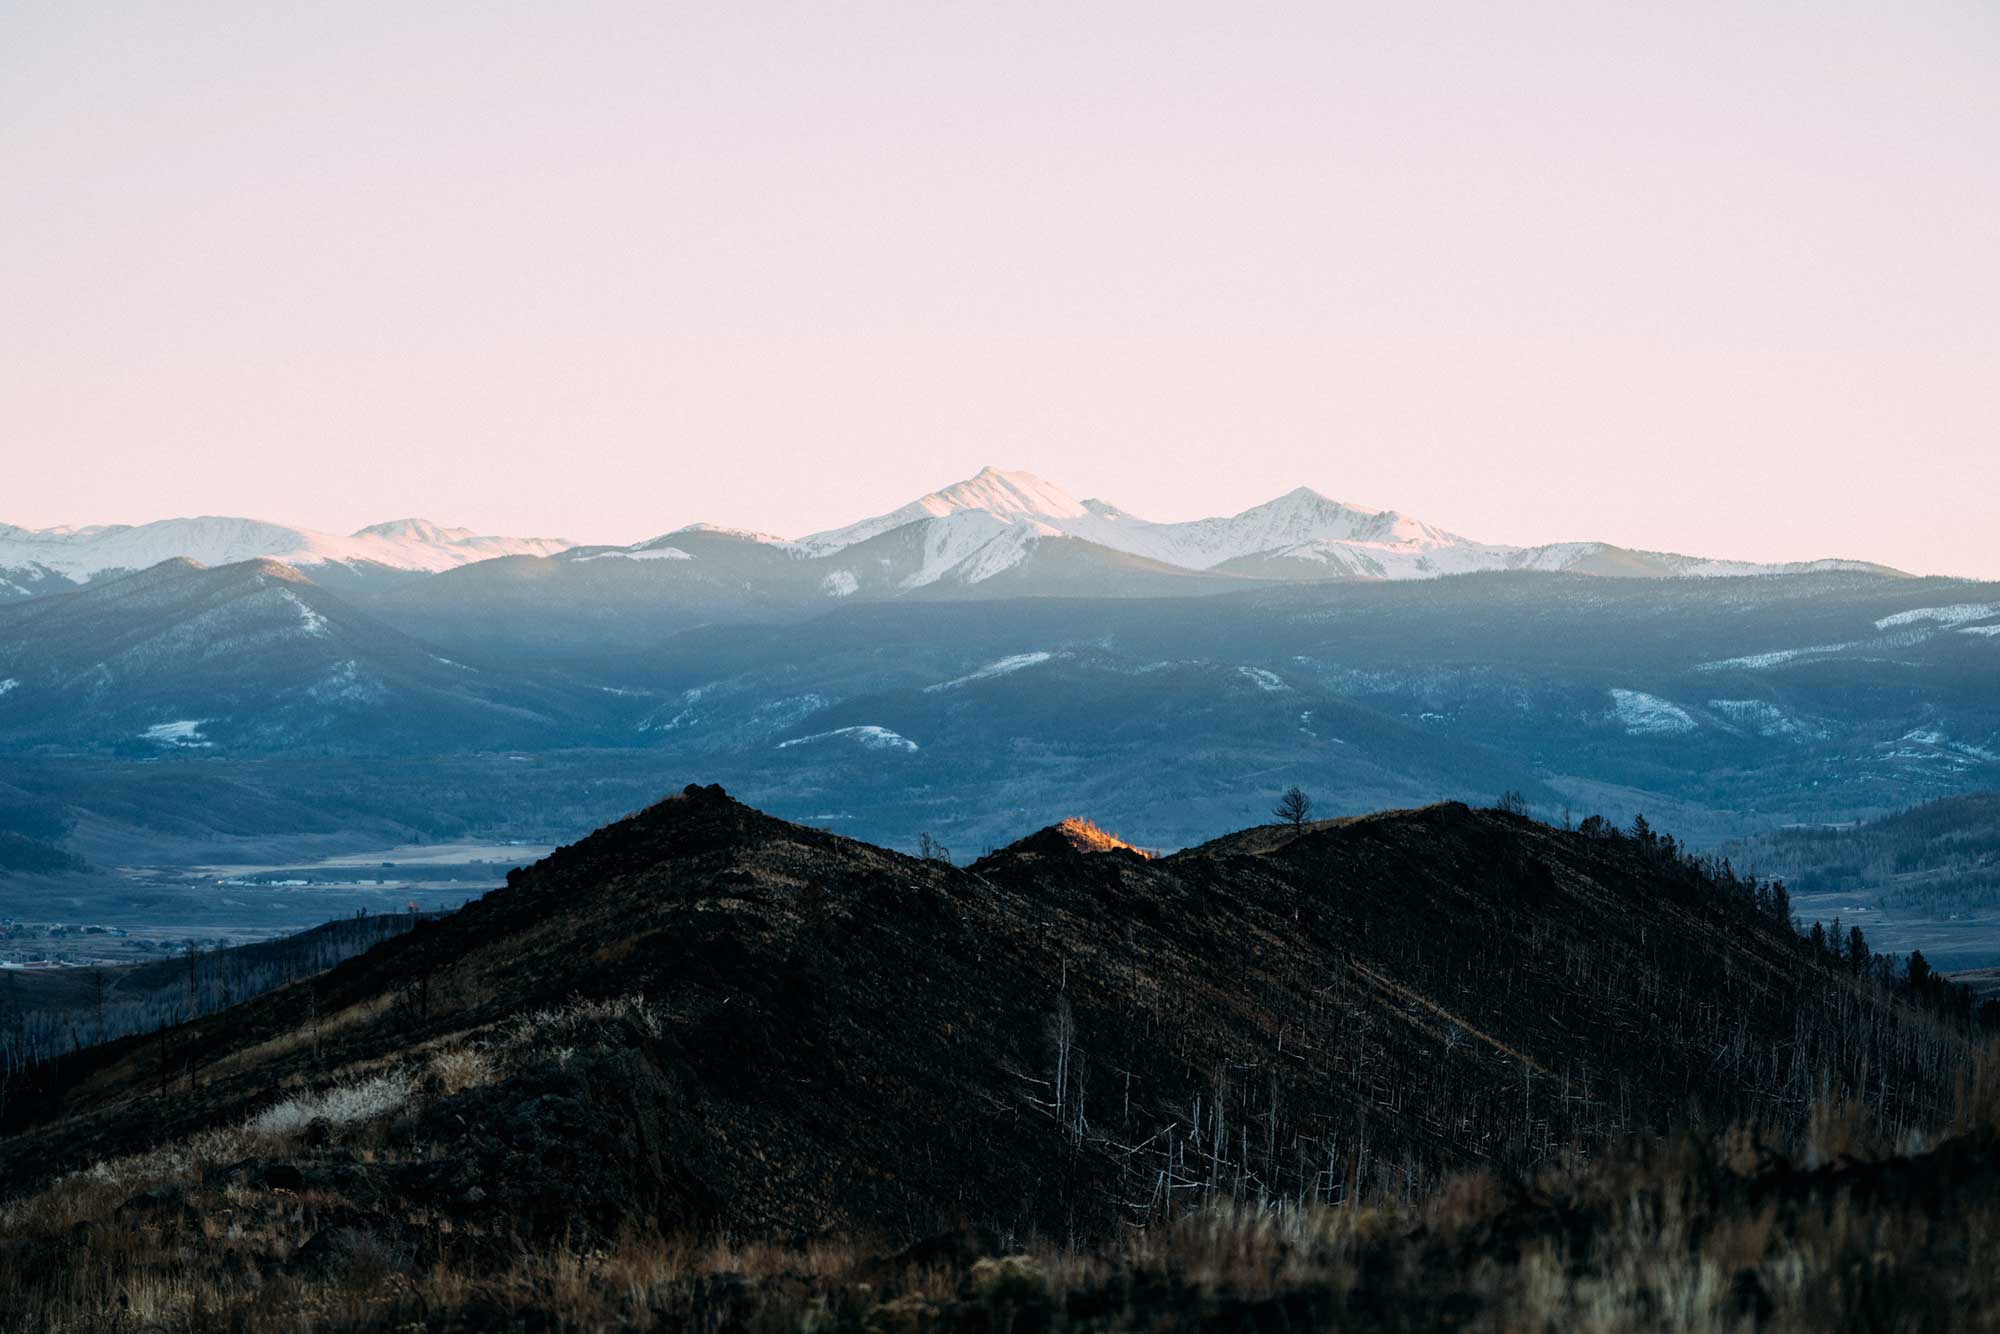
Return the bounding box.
[0,786,1970,1244]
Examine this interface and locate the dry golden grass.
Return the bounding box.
[7,1143,1999,1334]
[425,1044,495,1095]
[6,1033,1999,1334]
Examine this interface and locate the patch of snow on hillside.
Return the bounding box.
[753,694,830,728]
[1875,603,2000,631]
[574,547,694,563]
[281,590,330,637]
[1881,729,2000,764]
[822,569,858,598]
[777,725,918,753]
[143,719,212,747]
[1609,689,1696,736]
[1961,625,2000,637]
[899,513,1043,587]
[896,512,1012,588]
[1708,699,1827,741]
[1238,666,1287,692]
[952,526,1042,584]
[1697,642,1859,672]
[0,679,15,697]
[645,683,716,732]
[926,651,1054,692]
[310,659,387,703]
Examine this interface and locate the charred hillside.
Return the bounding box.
[0,786,1976,1250]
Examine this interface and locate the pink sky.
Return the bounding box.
[3,3,1996,576]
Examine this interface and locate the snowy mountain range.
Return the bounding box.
[788,467,1902,588]
[0,467,1900,603]
[0,476,1990,856]
[0,516,572,599]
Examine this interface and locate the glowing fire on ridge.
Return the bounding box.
[1052,817,1151,858]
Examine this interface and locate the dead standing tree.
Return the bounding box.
[1274,786,1313,829]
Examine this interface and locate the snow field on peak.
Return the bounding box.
[573,547,694,563]
[901,512,1035,588]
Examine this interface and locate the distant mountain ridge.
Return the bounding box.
[0,556,615,752]
[1,466,1904,603]
[0,515,573,598]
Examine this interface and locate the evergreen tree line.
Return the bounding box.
[0,911,430,1103]
[1575,811,1998,1029]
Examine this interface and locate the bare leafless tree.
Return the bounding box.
[1047,993,1075,1119]
[90,968,107,1046]
[1273,786,1312,829]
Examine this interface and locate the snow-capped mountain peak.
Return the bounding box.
[1218,488,1462,550]
[792,467,1489,580]
[798,467,1088,554]
[664,523,799,547]
[353,518,477,544]
[917,466,1090,522]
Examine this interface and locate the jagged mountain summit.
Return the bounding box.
[791,466,1904,587]
[796,466,1094,553]
[798,468,1474,571]
[0,515,573,598]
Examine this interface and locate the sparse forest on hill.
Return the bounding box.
[1728,792,2000,913]
[4,788,1999,1329]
